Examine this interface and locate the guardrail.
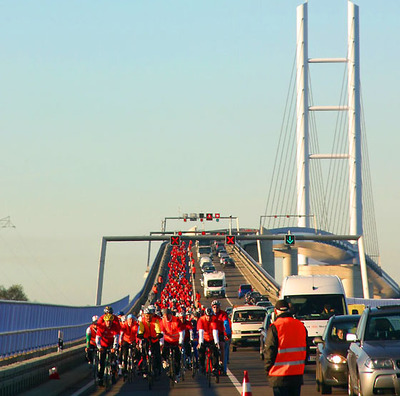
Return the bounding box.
[232,243,280,302]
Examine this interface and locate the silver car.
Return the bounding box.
[347,305,400,396]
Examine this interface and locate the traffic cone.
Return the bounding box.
[49,366,60,379]
[242,370,252,396]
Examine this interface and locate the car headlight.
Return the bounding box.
[365,358,394,369]
[233,330,241,334]
[326,354,347,364]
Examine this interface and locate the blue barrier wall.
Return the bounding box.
[0,296,129,358]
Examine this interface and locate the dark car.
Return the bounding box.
[245,291,262,304]
[221,257,235,267]
[315,314,360,394]
[238,284,253,299]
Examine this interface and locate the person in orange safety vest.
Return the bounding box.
[264,299,308,396]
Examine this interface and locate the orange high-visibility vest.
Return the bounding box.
[268,316,306,377]
[161,316,182,345]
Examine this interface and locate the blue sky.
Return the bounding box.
[0,0,398,305]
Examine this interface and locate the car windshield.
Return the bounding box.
[364,313,400,341]
[233,309,267,323]
[329,320,359,342]
[285,294,346,320]
[208,279,223,287]
[240,285,252,291]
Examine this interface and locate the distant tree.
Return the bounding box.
[0,284,28,301]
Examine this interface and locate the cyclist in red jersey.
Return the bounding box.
[211,300,231,375]
[95,313,120,386]
[97,306,121,333]
[120,314,139,379]
[160,308,185,382]
[138,307,162,375]
[197,307,219,375]
[85,315,98,365]
[177,310,193,368]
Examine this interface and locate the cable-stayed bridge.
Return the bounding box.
[0,2,399,395]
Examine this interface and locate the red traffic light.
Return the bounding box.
[215,213,220,219]
[225,235,236,245]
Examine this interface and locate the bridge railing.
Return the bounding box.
[0,296,128,359]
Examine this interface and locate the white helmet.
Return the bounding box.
[92,315,98,323]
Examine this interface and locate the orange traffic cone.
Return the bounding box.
[242,370,252,396]
[49,366,60,380]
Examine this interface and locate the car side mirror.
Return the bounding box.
[346,333,357,342]
[313,336,323,345]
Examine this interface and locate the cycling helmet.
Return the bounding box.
[143,308,152,315]
[92,315,98,323]
[147,305,156,314]
[127,314,136,320]
[205,307,213,316]
[104,306,113,314]
[104,313,114,322]
[211,300,221,307]
[117,311,124,316]
[176,312,184,317]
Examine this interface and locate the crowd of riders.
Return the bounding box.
[86,240,232,387]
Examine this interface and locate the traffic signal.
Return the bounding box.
[170,236,181,246]
[199,213,204,222]
[206,213,213,221]
[215,213,220,222]
[284,234,295,246]
[225,235,236,245]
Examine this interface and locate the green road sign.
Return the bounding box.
[285,234,295,246]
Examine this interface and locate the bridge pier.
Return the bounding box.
[282,247,298,278]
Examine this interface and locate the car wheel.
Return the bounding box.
[320,380,332,394]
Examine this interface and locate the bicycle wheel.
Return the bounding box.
[104,354,111,391]
[127,353,133,383]
[191,349,197,378]
[169,349,175,387]
[93,351,99,387]
[180,350,185,382]
[206,350,211,388]
[147,353,154,390]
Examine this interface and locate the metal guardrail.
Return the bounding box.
[232,243,280,302]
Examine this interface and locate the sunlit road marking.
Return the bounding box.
[227,367,242,394]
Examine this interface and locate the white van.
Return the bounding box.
[203,271,226,298]
[280,275,348,360]
[199,256,212,270]
[231,305,268,351]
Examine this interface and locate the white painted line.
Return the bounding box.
[227,367,242,394]
[69,380,93,396]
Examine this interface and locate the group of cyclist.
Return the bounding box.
[86,240,232,387]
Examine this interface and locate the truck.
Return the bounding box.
[280,275,348,361]
[203,271,226,298]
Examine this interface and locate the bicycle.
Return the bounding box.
[87,347,98,388]
[125,344,137,383]
[167,345,176,387]
[103,348,117,390]
[190,342,198,378]
[205,344,219,387]
[180,347,185,382]
[142,339,155,390]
